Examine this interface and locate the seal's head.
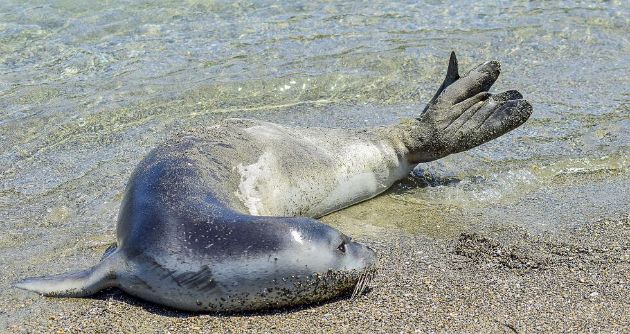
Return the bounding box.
[194,216,377,312]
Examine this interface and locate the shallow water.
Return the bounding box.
[0,0,629,325]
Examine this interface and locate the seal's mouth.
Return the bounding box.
[351,266,377,299]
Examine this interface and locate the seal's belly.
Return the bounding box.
[233,139,412,217]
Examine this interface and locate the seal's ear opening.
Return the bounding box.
[422,51,460,114]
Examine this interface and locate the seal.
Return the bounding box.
[15,52,532,312]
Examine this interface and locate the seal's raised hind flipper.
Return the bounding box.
[14,249,119,297]
[411,53,532,162]
[422,51,460,114]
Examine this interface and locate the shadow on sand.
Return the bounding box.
[89,286,373,318]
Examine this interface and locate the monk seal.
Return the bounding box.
[15,52,532,312]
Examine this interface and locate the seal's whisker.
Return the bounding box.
[358,272,370,296]
[360,271,374,296]
[351,272,365,299]
[351,268,376,300]
[351,273,362,299]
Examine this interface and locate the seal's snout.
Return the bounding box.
[346,241,377,269]
[349,243,378,299]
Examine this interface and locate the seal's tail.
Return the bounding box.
[14,247,120,297]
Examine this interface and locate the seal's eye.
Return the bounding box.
[337,242,346,253]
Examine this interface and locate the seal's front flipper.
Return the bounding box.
[14,251,119,297]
